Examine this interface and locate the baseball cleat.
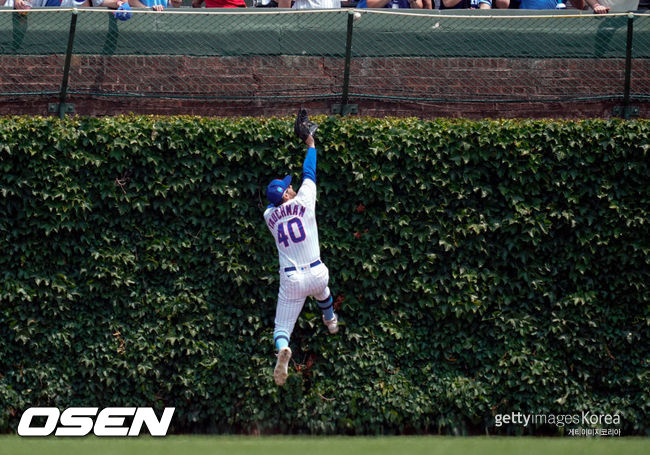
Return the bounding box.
[274,347,292,386]
[323,313,339,334]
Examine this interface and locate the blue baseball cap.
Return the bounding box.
[266,175,291,206]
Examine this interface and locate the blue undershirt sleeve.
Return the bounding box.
[302,146,317,183]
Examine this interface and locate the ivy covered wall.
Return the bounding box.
[0,116,648,435]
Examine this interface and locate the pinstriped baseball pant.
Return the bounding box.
[274,262,331,344]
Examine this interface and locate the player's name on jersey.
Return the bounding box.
[267,203,306,230]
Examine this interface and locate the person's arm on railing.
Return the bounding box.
[13,0,31,10]
[129,0,166,10]
[583,0,610,12]
[93,0,130,9]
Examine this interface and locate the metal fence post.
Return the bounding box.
[52,9,78,119]
[616,12,638,119]
[622,13,634,119]
[332,10,358,116]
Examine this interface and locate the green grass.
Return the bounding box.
[0,436,648,455]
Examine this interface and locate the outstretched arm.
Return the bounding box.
[302,135,317,183]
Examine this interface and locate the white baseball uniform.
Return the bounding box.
[264,160,331,347]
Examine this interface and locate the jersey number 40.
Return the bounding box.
[277,217,306,247]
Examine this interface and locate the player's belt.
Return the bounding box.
[284,260,321,273]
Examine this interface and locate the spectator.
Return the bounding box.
[494,0,584,6]
[440,0,491,8]
[132,0,181,9]
[192,0,246,7]
[11,0,89,8]
[492,0,517,7]
[48,0,90,4]
[583,0,642,12]
[582,0,610,11]
[357,0,424,7]
[8,0,27,8]
[516,0,579,8]
[91,0,135,10]
[276,0,341,8]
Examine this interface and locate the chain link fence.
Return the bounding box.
[0,8,648,117]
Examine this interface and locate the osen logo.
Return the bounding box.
[18,407,175,437]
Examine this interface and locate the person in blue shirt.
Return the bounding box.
[131,0,181,9]
[440,0,491,8]
[357,0,424,8]
[497,0,583,7]
[518,0,564,7]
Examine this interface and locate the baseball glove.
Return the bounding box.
[294,109,318,142]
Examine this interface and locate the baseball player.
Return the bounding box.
[263,109,338,386]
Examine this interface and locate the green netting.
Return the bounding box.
[0,9,351,56]
[354,12,645,58]
[0,8,648,106]
[2,9,649,57]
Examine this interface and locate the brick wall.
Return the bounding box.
[0,54,647,119]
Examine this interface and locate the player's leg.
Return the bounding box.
[273,294,304,386]
[315,288,338,334]
[272,274,308,386]
[310,263,339,334]
[273,294,306,351]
